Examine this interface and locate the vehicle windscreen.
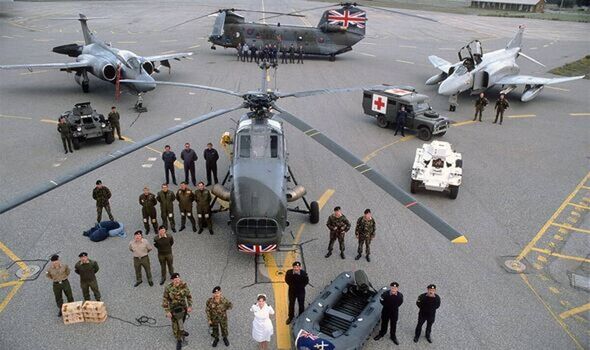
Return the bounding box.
[416,102,430,112]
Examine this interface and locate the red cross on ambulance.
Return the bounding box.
[371,94,387,114]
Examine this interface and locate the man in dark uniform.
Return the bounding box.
[176,182,197,232]
[289,44,295,63]
[374,282,403,344]
[281,46,287,64]
[285,261,309,325]
[162,145,177,185]
[297,45,304,64]
[163,272,193,350]
[180,143,198,186]
[203,143,219,186]
[355,209,376,262]
[250,45,256,62]
[414,284,441,343]
[494,94,509,125]
[74,252,101,301]
[139,186,158,234]
[93,180,114,222]
[108,106,123,140]
[158,183,176,232]
[236,43,242,61]
[473,92,488,121]
[325,206,351,259]
[194,181,213,234]
[46,254,74,317]
[57,117,74,154]
[394,106,407,137]
[154,226,174,285]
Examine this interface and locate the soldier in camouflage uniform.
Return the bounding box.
[194,181,213,234]
[355,209,376,262]
[325,206,351,259]
[206,286,233,347]
[139,187,158,234]
[92,180,114,222]
[163,273,193,350]
[176,182,197,232]
[158,183,176,232]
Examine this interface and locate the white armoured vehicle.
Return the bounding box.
[411,141,462,199]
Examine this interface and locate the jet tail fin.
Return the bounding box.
[78,14,94,45]
[506,25,525,50]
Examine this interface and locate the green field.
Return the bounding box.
[550,55,590,79]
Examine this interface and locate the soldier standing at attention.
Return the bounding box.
[194,181,213,234]
[158,183,176,232]
[394,106,407,137]
[108,106,123,140]
[289,44,295,64]
[181,143,198,186]
[204,142,220,186]
[325,206,351,259]
[139,186,158,234]
[129,230,154,287]
[206,286,233,347]
[374,282,403,344]
[74,252,101,301]
[414,284,441,343]
[297,45,304,64]
[285,261,309,325]
[177,182,197,232]
[473,92,488,121]
[46,254,74,317]
[281,46,287,64]
[236,43,242,61]
[163,273,193,350]
[154,226,174,285]
[162,145,177,186]
[355,209,376,262]
[57,116,74,154]
[493,93,509,125]
[93,180,114,222]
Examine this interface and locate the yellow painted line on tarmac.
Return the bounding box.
[560,303,590,320]
[40,119,58,124]
[550,223,590,234]
[569,113,590,116]
[546,86,569,92]
[452,120,476,127]
[122,136,183,169]
[568,203,589,210]
[363,135,414,162]
[0,242,28,314]
[0,281,22,288]
[187,44,200,49]
[0,114,33,120]
[530,247,590,263]
[507,114,536,119]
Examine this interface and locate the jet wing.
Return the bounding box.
[428,55,453,74]
[496,75,585,86]
[142,52,193,62]
[0,61,91,71]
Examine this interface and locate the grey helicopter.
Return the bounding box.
[0,62,467,253]
[0,14,193,94]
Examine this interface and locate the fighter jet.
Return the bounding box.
[0,14,193,94]
[426,26,584,102]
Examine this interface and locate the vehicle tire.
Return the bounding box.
[449,185,459,199]
[309,201,320,224]
[455,159,462,168]
[104,132,114,144]
[82,81,89,93]
[417,127,432,141]
[329,54,335,62]
[72,137,81,150]
[410,180,420,194]
[376,115,388,128]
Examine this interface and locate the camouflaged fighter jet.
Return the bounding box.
[0,14,193,94]
[426,26,584,102]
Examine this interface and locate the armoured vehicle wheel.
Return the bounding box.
[455,159,462,168]
[449,185,459,199]
[104,132,114,144]
[309,201,319,224]
[82,81,89,93]
[72,138,81,150]
[376,115,388,128]
[410,180,419,194]
[417,127,432,141]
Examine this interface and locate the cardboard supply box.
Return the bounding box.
[61,301,108,325]
[61,301,84,325]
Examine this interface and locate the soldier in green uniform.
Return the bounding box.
[194,181,213,234]
[57,116,74,154]
[74,252,101,301]
[108,106,124,140]
[139,187,158,234]
[493,94,509,125]
[355,209,376,262]
[473,92,488,121]
[93,180,114,222]
[325,206,351,259]
[154,226,174,285]
[158,183,176,233]
[46,254,74,317]
[163,273,193,350]
[176,182,197,232]
[206,286,233,347]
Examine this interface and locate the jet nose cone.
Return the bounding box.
[134,75,156,92]
[438,79,457,96]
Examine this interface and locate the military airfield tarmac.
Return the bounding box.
[0,0,589,349]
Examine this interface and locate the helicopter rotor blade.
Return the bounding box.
[259,4,333,21]
[273,105,467,244]
[162,10,220,31]
[0,105,244,215]
[361,4,438,22]
[228,8,306,17]
[120,79,243,97]
[276,85,389,99]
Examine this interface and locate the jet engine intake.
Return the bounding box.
[212,184,231,201]
[91,60,117,81]
[286,185,306,202]
[142,61,154,75]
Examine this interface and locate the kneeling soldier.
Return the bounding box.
[206,286,233,347]
[74,252,101,301]
[163,273,193,350]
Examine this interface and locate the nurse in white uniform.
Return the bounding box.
[250,294,275,349]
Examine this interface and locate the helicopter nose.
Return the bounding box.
[438,75,471,96]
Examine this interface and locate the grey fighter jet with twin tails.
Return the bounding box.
[0,14,193,94]
[426,26,584,102]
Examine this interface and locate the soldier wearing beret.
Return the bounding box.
[74,252,101,301]
[206,286,233,347]
[414,284,441,343]
[163,273,193,350]
[129,230,154,287]
[93,180,114,223]
[355,209,376,262]
[139,187,159,234]
[154,226,175,285]
[46,254,74,317]
[374,282,403,344]
[285,261,309,325]
[325,206,351,259]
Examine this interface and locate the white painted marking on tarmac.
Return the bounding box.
[399,45,417,49]
[142,164,153,168]
[160,50,176,54]
[52,163,61,167]
[148,157,157,162]
[2,36,14,39]
[187,44,200,49]
[189,92,196,95]
[174,118,182,121]
[546,86,569,92]
[358,52,376,57]
[396,59,414,65]
[438,47,455,51]
[160,39,178,43]
[33,38,53,42]
[543,44,549,48]
[530,47,538,50]
[358,42,376,46]
[49,180,58,186]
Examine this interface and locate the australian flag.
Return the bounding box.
[295,329,336,350]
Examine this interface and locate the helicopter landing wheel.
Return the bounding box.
[329,54,335,62]
[309,201,319,224]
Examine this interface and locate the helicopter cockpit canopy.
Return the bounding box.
[237,129,282,159]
